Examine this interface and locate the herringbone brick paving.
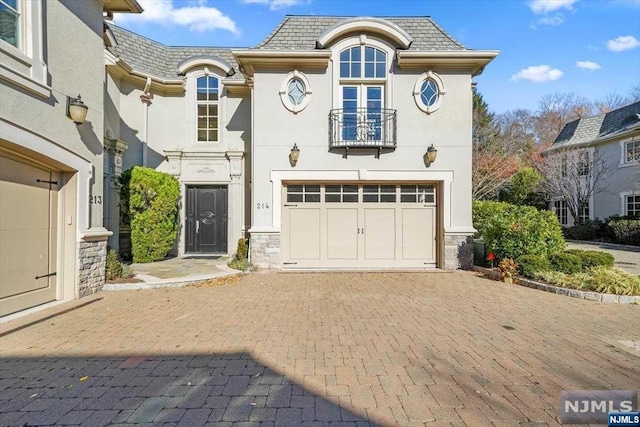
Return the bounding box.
[1,271,638,426]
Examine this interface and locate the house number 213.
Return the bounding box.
[256,203,269,209]
[90,195,102,204]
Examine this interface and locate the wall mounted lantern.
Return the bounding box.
[424,144,438,164]
[290,143,300,167]
[67,94,88,125]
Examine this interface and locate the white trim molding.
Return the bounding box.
[413,71,446,114]
[178,55,235,76]
[279,70,312,114]
[316,17,413,49]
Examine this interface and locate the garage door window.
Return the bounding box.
[325,185,358,203]
[287,184,320,202]
[363,185,396,203]
[401,185,435,203]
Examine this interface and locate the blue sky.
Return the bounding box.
[114,0,640,114]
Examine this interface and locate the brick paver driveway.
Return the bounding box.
[1,272,639,426]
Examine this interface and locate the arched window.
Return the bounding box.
[338,45,387,142]
[339,46,386,79]
[196,75,219,142]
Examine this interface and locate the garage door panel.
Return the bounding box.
[401,208,435,261]
[363,208,395,260]
[288,209,321,260]
[1,156,58,317]
[327,208,358,259]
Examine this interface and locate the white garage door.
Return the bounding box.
[282,183,437,269]
[0,155,58,317]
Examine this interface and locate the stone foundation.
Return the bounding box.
[444,234,474,270]
[250,232,281,269]
[78,240,107,297]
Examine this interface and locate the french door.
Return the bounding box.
[341,85,383,143]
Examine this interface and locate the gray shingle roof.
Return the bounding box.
[106,15,466,80]
[553,101,640,147]
[107,24,243,80]
[256,16,466,51]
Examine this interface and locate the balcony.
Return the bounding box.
[329,108,397,157]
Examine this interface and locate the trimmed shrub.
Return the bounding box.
[566,224,598,241]
[106,248,123,281]
[607,219,640,246]
[549,252,582,274]
[129,167,180,263]
[516,254,551,278]
[229,237,252,271]
[472,200,510,239]
[105,248,133,281]
[565,249,614,270]
[476,202,565,260]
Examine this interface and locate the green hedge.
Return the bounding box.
[516,254,551,278]
[474,201,565,260]
[129,167,180,263]
[549,252,582,274]
[607,219,640,246]
[472,200,510,239]
[564,249,614,269]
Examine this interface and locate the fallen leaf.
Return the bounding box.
[79,376,88,381]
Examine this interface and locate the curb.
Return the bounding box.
[102,269,243,291]
[567,240,640,252]
[472,266,640,304]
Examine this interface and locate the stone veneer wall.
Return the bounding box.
[250,233,281,269]
[444,234,474,270]
[78,240,107,297]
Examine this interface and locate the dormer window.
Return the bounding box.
[196,75,219,142]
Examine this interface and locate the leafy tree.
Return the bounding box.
[502,167,544,206]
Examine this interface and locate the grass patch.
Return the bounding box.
[533,267,640,296]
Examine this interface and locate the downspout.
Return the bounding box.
[140,77,152,167]
[248,79,255,265]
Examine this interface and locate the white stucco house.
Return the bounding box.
[0,0,142,318]
[545,101,640,226]
[105,15,498,271]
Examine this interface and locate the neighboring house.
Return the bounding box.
[545,101,640,227]
[105,16,498,271]
[0,0,141,318]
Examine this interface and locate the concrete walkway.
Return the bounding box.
[567,241,640,274]
[1,271,638,426]
[104,256,240,291]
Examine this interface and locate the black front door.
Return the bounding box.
[186,186,228,253]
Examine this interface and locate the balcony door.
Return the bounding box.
[341,85,383,144]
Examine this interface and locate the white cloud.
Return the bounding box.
[511,65,563,83]
[242,0,308,10]
[528,0,578,14]
[116,0,238,33]
[607,35,640,52]
[576,61,602,70]
[536,14,564,26]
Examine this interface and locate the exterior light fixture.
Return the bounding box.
[67,94,88,124]
[424,144,438,163]
[290,143,300,167]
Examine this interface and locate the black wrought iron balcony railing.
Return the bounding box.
[329,108,397,153]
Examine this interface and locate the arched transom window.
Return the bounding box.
[339,46,386,79]
[196,75,219,142]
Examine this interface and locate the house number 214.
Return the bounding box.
[256,203,269,209]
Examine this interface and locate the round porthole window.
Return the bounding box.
[280,70,312,113]
[414,71,446,114]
